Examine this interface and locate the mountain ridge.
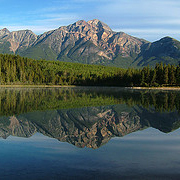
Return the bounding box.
[0,19,180,67]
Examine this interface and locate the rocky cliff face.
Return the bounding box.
[8,30,37,53]
[0,29,37,54]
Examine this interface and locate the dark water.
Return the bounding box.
[0,87,180,180]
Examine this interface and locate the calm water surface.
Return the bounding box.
[0,87,180,180]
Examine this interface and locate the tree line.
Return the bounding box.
[0,53,180,86]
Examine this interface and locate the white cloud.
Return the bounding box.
[113,28,180,41]
[114,28,180,34]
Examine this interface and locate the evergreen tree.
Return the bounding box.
[163,64,169,85]
[169,65,176,85]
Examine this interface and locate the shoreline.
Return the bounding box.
[0,85,76,88]
[0,85,180,90]
[130,87,180,90]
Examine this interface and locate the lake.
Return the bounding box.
[0,87,180,180]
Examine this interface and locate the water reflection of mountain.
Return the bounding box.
[0,104,180,149]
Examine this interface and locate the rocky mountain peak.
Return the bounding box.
[64,20,91,34]
[11,29,37,36]
[65,19,112,34]
[75,20,88,26]
[87,19,112,32]
[7,29,38,53]
[0,28,10,38]
[1,28,10,32]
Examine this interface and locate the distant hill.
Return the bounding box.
[0,19,180,67]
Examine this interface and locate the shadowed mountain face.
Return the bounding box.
[0,88,180,149]
[1,19,180,67]
[134,37,180,66]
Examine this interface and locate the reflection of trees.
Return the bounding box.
[0,88,180,116]
[119,91,180,113]
[0,88,122,116]
[139,91,180,113]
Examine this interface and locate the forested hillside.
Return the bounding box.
[0,54,180,87]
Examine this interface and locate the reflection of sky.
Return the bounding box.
[0,0,180,41]
[0,128,180,179]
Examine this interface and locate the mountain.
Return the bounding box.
[0,20,180,67]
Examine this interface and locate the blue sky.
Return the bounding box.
[0,0,180,42]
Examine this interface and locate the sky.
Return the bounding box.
[0,0,180,42]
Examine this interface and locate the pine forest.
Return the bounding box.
[0,54,180,87]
